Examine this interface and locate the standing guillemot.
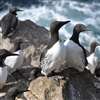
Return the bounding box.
[0,49,19,89]
[40,21,70,75]
[4,86,29,100]
[31,21,70,85]
[4,37,28,77]
[0,6,23,38]
[86,41,100,74]
[38,20,70,85]
[64,24,90,72]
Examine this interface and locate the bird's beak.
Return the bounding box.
[82,26,90,31]
[85,27,90,31]
[66,20,70,23]
[16,8,23,12]
[60,20,70,26]
[97,43,100,46]
[57,20,71,30]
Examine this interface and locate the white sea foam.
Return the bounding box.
[0,0,100,58]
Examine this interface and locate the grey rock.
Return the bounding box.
[0,20,100,100]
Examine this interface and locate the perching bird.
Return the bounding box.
[4,37,28,75]
[0,49,18,89]
[3,86,29,100]
[34,21,69,86]
[86,41,100,74]
[64,24,90,72]
[31,21,70,84]
[40,21,70,76]
[0,6,23,38]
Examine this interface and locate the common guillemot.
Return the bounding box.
[4,37,28,76]
[0,49,18,89]
[86,41,100,74]
[33,21,70,84]
[40,21,70,75]
[0,6,23,38]
[64,24,90,72]
[38,21,70,85]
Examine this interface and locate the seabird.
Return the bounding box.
[64,24,90,72]
[4,37,28,75]
[40,21,70,75]
[0,49,18,89]
[37,20,69,85]
[0,6,23,38]
[31,21,70,83]
[4,86,29,100]
[86,41,100,74]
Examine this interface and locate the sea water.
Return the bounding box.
[0,0,100,59]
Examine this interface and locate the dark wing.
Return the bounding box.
[40,52,52,70]
[40,48,48,62]
[1,13,18,37]
[1,13,12,36]
[11,15,18,31]
[79,44,88,66]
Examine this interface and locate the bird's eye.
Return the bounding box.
[79,25,81,28]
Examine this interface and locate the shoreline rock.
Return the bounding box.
[0,20,100,100]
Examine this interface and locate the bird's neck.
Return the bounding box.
[48,32,59,48]
[70,29,88,66]
[11,43,21,52]
[10,12,17,15]
[70,29,80,44]
[89,47,95,55]
[0,58,5,67]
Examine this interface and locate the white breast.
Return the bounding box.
[41,40,66,76]
[64,39,86,72]
[4,50,23,74]
[0,27,2,33]
[0,66,8,89]
[86,53,98,74]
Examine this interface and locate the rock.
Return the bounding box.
[0,19,50,99]
[0,19,100,100]
[20,68,100,100]
[62,68,100,100]
[24,77,65,100]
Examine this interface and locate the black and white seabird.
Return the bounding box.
[32,20,70,85]
[0,6,23,38]
[0,49,18,89]
[4,37,28,75]
[40,21,70,77]
[34,21,70,86]
[33,21,70,82]
[86,41,100,74]
[64,24,90,72]
[4,86,29,100]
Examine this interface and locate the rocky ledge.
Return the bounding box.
[0,20,100,100]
